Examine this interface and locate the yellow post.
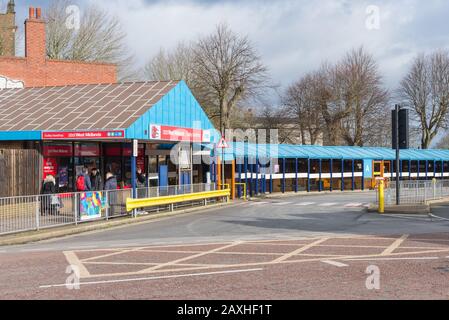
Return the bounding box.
[378,179,385,214]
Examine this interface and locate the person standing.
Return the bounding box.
[76,167,92,192]
[90,168,103,191]
[104,172,118,215]
[41,175,57,216]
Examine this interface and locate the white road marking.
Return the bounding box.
[346,257,439,262]
[382,234,409,256]
[20,248,52,252]
[249,202,269,206]
[321,260,349,267]
[272,202,293,206]
[39,268,264,289]
[319,203,339,207]
[295,202,316,206]
[344,203,363,208]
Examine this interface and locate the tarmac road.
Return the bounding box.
[1,192,449,300]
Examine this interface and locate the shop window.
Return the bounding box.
[402,160,409,172]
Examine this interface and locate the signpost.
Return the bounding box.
[217,137,229,190]
[395,104,400,205]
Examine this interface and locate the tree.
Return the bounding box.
[191,23,268,134]
[144,42,194,83]
[337,47,390,146]
[315,62,352,146]
[399,50,449,149]
[283,72,323,145]
[45,0,137,81]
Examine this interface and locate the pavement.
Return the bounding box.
[1,191,449,299]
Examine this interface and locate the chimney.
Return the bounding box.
[25,7,46,64]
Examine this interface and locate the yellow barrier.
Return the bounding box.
[126,189,231,212]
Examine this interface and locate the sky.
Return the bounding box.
[8,0,449,94]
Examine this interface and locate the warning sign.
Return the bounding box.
[217,137,229,149]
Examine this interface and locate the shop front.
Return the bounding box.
[0,80,219,197]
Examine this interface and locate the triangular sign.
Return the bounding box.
[217,137,229,149]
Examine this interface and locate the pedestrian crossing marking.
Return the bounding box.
[319,203,339,207]
[295,202,316,206]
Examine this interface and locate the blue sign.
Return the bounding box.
[364,159,373,177]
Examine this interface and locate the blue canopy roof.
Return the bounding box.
[222,142,449,162]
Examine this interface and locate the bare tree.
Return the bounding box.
[338,47,390,146]
[399,50,449,149]
[283,72,323,145]
[45,0,137,81]
[145,42,195,82]
[314,63,352,145]
[192,23,268,134]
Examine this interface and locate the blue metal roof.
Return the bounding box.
[223,142,449,162]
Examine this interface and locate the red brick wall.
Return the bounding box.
[0,7,117,87]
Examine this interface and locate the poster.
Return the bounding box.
[58,166,69,188]
[43,158,58,179]
[79,192,108,221]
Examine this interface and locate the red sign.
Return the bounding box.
[43,158,58,179]
[43,145,72,157]
[74,144,100,157]
[149,125,211,143]
[42,130,125,140]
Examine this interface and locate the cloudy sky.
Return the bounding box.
[10,0,449,92]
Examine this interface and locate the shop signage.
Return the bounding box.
[43,145,72,157]
[149,124,211,143]
[42,130,125,140]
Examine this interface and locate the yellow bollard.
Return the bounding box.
[378,179,385,214]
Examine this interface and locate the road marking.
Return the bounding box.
[81,246,146,262]
[64,251,91,278]
[344,203,363,208]
[20,248,52,252]
[321,260,349,267]
[139,241,243,273]
[319,203,339,207]
[39,268,264,289]
[272,202,293,206]
[295,202,316,206]
[272,238,330,263]
[381,234,409,256]
[249,202,269,206]
[346,257,439,262]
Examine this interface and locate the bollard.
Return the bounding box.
[378,180,385,214]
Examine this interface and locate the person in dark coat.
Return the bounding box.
[104,172,119,215]
[41,175,57,216]
[90,168,104,191]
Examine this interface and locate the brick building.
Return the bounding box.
[0,5,117,88]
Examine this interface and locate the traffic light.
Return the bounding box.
[392,107,409,149]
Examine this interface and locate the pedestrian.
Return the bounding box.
[41,174,58,216]
[136,168,146,198]
[104,172,118,215]
[90,168,103,191]
[76,167,92,192]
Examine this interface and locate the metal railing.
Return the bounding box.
[384,180,449,205]
[0,183,215,236]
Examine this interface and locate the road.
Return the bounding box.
[1,191,449,300]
